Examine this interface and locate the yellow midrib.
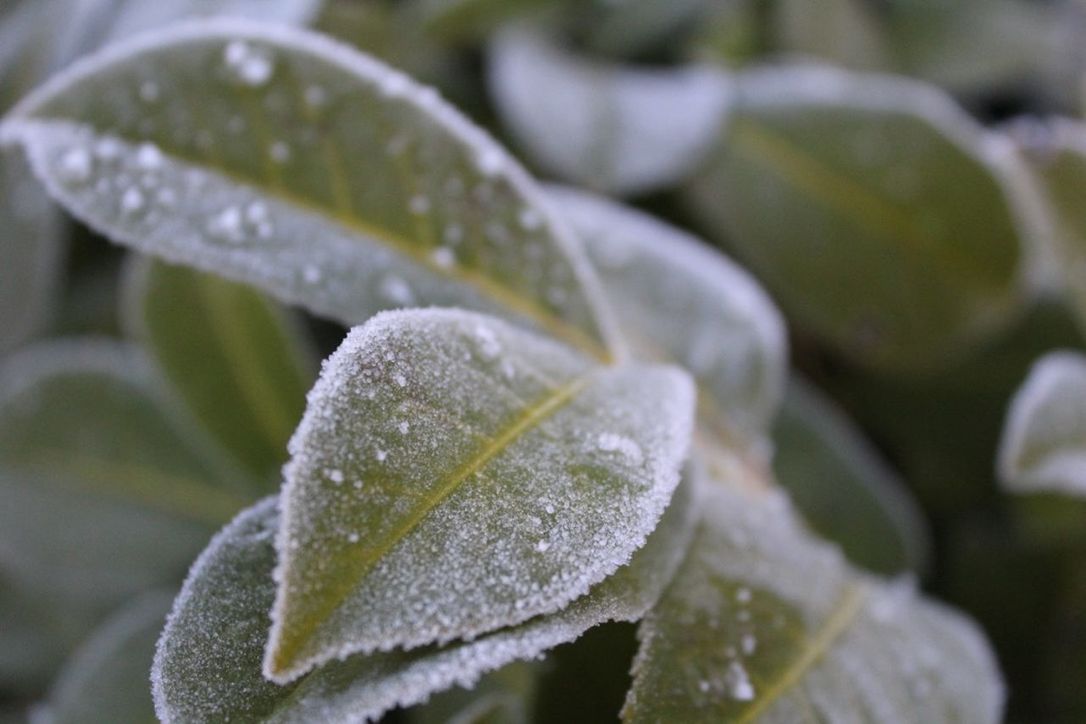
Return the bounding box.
[270,371,594,673]
[736,583,868,723]
[730,120,984,283]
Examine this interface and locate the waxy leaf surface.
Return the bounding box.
[548,186,786,448]
[154,477,696,722]
[624,477,1004,722]
[267,309,694,681]
[1,19,617,359]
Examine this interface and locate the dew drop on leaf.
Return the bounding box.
[223,40,274,87]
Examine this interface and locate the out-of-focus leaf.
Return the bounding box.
[0,564,99,695]
[1015,119,1086,334]
[773,0,889,71]
[574,0,710,60]
[885,0,1064,93]
[489,26,729,196]
[0,339,247,607]
[416,0,555,42]
[0,147,64,356]
[0,0,61,111]
[687,64,1028,371]
[37,591,172,724]
[690,0,766,67]
[407,662,539,724]
[1,19,618,360]
[123,257,314,486]
[623,477,1004,723]
[773,377,930,575]
[153,477,696,722]
[266,309,693,681]
[999,351,1086,498]
[547,186,786,449]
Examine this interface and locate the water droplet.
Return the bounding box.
[208,206,245,243]
[597,433,643,464]
[269,141,291,164]
[473,323,501,360]
[379,275,414,306]
[409,195,430,215]
[120,187,145,216]
[223,40,274,87]
[398,421,410,434]
[303,264,322,284]
[431,247,456,269]
[305,85,328,108]
[475,148,504,177]
[136,143,163,171]
[347,532,360,543]
[741,633,757,655]
[94,137,122,161]
[725,661,755,702]
[327,469,344,485]
[393,373,407,387]
[139,80,160,103]
[375,449,388,462]
[735,587,752,604]
[57,148,92,184]
[535,539,551,553]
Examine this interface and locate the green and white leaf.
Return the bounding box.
[36,590,172,724]
[123,256,314,486]
[686,64,1028,370]
[0,19,617,359]
[1014,119,1086,333]
[266,308,694,681]
[548,186,785,450]
[154,477,696,722]
[489,26,730,196]
[624,476,1004,723]
[0,339,248,606]
[773,377,930,575]
[0,147,64,356]
[999,350,1086,497]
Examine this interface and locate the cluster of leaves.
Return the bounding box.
[2,0,1086,721]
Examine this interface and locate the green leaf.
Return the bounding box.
[772,0,889,71]
[1,19,618,360]
[123,256,314,486]
[574,0,711,60]
[1015,119,1086,334]
[266,308,694,681]
[153,476,696,722]
[548,186,786,449]
[624,475,1005,722]
[686,64,1028,371]
[999,351,1086,498]
[0,339,249,606]
[0,146,64,356]
[773,377,930,575]
[38,591,172,724]
[488,26,729,196]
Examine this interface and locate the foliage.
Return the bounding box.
[1,0,1085,722]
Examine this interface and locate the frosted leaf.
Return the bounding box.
[37,591,172,724]
[548,186,786,448]
[0,147,64,355]
[998,351,1086,498]
[686,63,1029,371]
[1,19,618,360]
[122,257,316,485]
[153,476,697,722]
[488,26,730,196]
[265,309,694,682]
[0,339,247,610]
[623,473,1004,723]
[773,377,931,574]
